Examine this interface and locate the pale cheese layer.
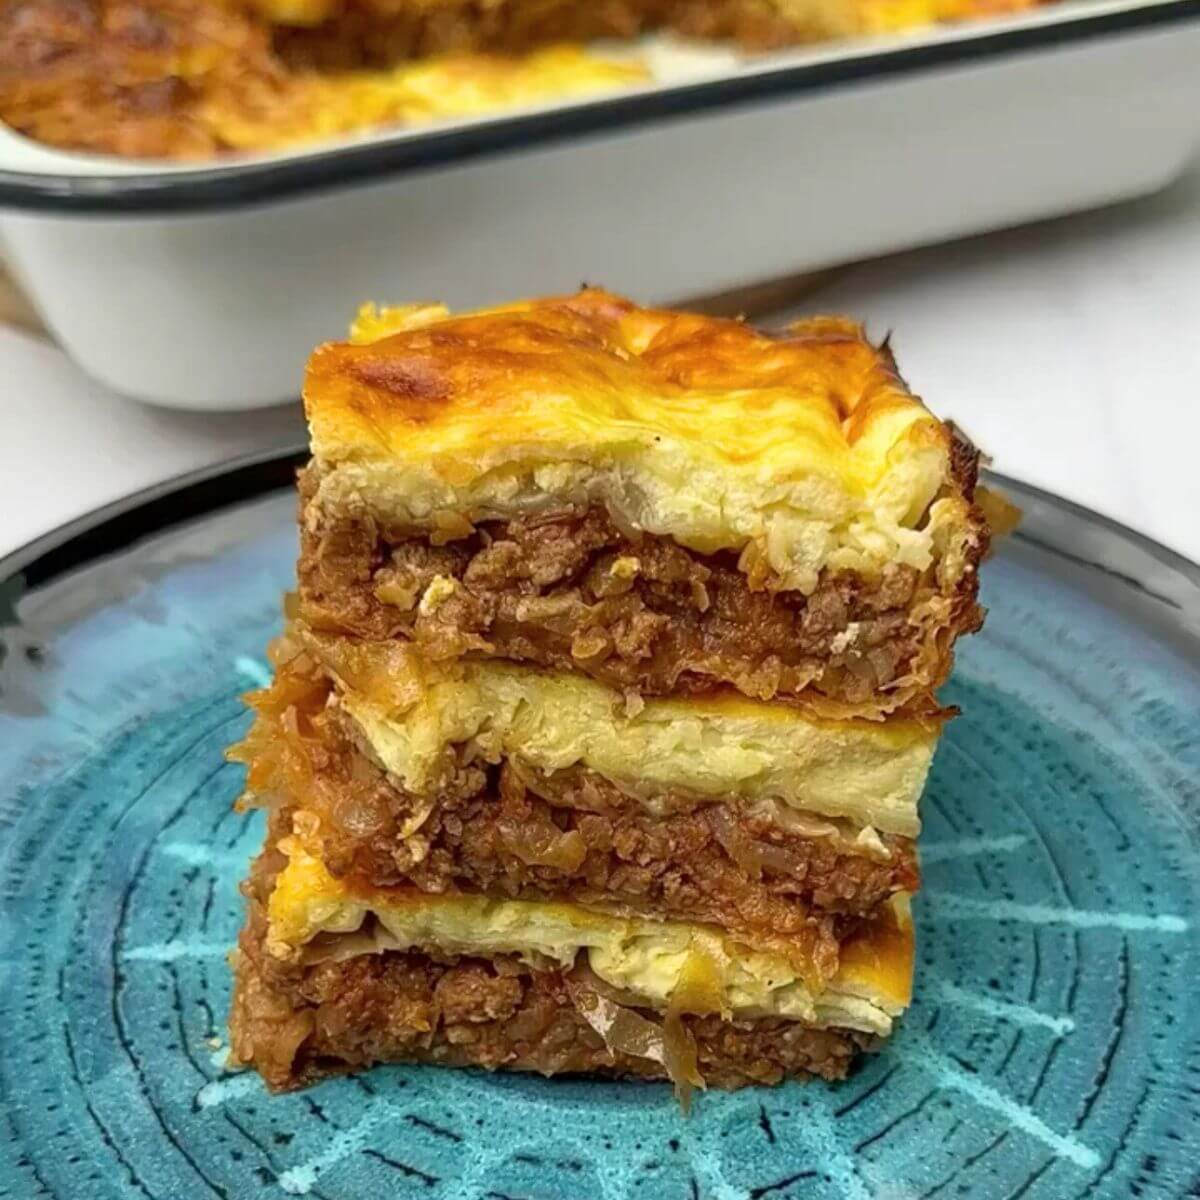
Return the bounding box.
[268,841,912,1035]
[310,642,936,836]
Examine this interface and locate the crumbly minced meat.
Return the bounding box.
[230,844,873,1093]
[297,477,985,722]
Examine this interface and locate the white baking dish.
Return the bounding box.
[1,0,1197,411]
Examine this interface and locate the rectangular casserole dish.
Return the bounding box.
[0,0,1197,411]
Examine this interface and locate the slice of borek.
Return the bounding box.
[297,288,987,721]
[226,286,993,1103]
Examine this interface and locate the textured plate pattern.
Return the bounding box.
[1,481,1199,1200]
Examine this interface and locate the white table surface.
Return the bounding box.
[2,160,1199,565]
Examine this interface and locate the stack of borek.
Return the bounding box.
[228,288,989,1099]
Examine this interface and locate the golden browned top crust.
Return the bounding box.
[305,288,986,594]
[311,292,923,453]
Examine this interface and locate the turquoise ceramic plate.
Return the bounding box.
[1,453,1198,1200]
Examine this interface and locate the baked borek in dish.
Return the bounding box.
[0,0,1041,158]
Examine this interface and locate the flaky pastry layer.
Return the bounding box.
[305,289,987,595]
[298,625,939,836]
[231,912,875,1094]
[232,664,921,924]
[265,836,913,1032]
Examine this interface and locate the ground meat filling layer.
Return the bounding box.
[233,662,919,941]
[297,476,984,720]
[273,0,844,69]
[232,857,872,1093]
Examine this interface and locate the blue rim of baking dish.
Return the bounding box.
[0,0,1197,216]
[1,448,1197,654]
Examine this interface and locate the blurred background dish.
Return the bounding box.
[0,0,1043,159]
